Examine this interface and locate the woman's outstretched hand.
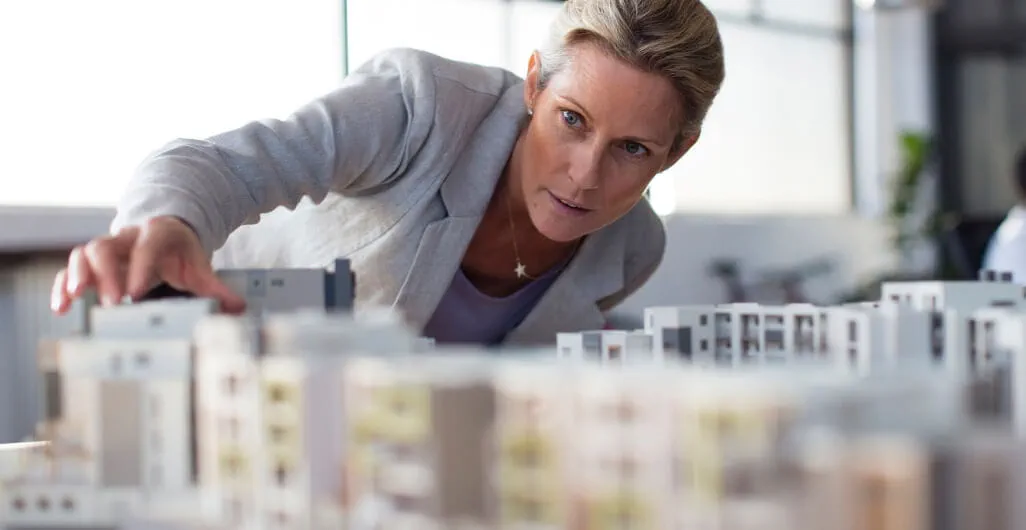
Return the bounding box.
[50,216,246,315]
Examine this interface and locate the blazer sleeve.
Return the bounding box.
[110,48,436,255]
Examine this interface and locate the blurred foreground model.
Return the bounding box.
[6,268,1026,529]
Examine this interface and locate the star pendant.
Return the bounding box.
[515,261,529,279]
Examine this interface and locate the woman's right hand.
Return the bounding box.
[50,216,247,315]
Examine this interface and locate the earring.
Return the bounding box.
[527,108,533,116]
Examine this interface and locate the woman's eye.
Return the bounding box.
[561,110,582,128]
[624,142,648,156]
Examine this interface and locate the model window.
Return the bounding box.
[699,315,708,326]
[268,423,290,444]
[220,448,247,478]
[135,351,150,367]
[700,339,708,351]
[270,278,285,287]
[274,461,289,486]
[148,314,164,327]
[224,498,243,523]
[265,382,294,404]
[60,497,74,512]
[606,344,623,360]
[223,375,240,396]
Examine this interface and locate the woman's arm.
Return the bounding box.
[111,49,435,255]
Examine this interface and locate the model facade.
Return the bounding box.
[4,268,1026,529]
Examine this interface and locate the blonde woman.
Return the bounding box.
[51,0,726,346]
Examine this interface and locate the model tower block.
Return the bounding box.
[191,308,426,529]
[2,298,218,529]
[568,368,676,530]
[490,363,575,529]
[343,355,496,530]
[555,330,654,363]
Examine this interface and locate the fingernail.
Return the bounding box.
[50,292,61,312]
[67,275,79,295]
[101,295,117,307]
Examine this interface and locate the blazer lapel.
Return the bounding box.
[393,84,529,331]
[393,216,480,328]
[503,223,629,345]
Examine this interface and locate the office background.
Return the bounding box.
[0,0,1020,442]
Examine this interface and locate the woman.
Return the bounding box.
[50,0,725,346]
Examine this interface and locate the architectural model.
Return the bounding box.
[6,267,1026,529]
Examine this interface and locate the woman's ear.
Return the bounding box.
[524,51,543,113]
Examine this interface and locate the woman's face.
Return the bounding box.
[518,41,694,243]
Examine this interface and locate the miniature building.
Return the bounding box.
[880,270,1025,314]
[216,258,356,314]
[570,369,676,529]
[556,330,654,363]
[343,355,497,529]
[821,303,933,375]
[644,304,827,366]
[38,299,218,440]
[13,266,1026,529]
[2,334,196,529]
[490,363,574,529]
[101,258,357,317]
[959,308,1026,432]
[643,306,715,361]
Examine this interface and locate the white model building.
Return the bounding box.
[643,303,826,366]
[489,362,575,529]
[1,305,208,529]
[820,303,935,375]
[570,368,676,529]
[555,330,654,362]
[134,259,357,316]
[190,309,427,530]
[342,355,497,530]
[11,267,1026,529]
[881,268,1026,313]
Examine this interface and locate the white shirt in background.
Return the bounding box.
[983,205,1026,283]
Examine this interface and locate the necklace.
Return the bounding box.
[504,189,536,280]
[504,190,584,280]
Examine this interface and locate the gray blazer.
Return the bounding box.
[111,48,666,345]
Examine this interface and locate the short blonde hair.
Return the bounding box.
[539,0,725,150]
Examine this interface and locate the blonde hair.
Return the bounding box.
[539,0,725,150]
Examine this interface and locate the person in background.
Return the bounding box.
[49,0,726,346]
[983,147,1026,283]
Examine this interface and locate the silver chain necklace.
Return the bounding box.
[505,188,536,280]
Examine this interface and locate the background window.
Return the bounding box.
[0,0,346,207]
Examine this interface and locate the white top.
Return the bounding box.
[983,205,1026,283]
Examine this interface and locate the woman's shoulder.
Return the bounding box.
[359,47,523,99]
[618,200,667,270]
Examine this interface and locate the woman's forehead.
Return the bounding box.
[547,45,681,141]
